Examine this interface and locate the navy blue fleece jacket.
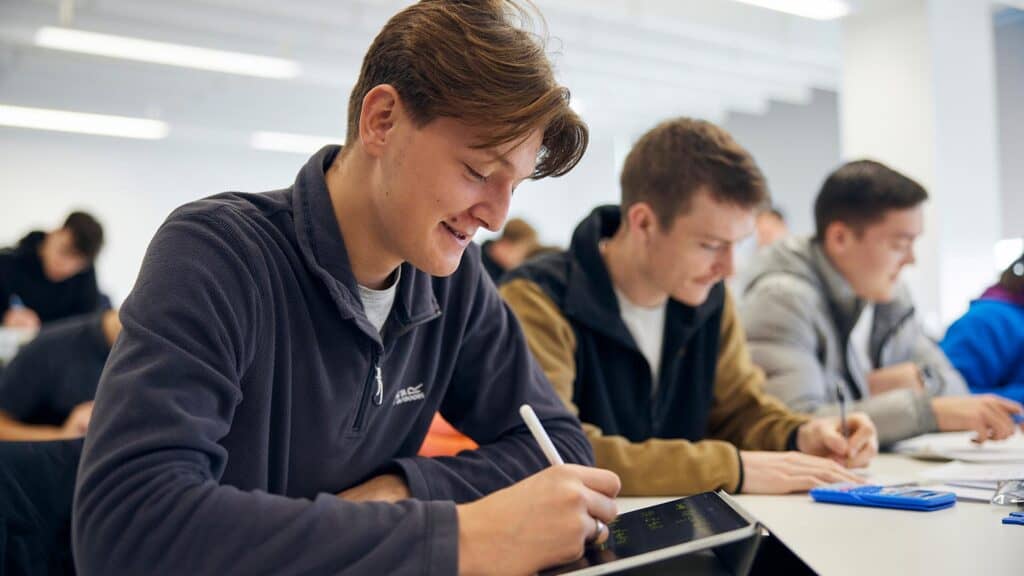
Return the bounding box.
[72,146,593,575]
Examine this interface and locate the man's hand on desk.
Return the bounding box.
[867,362,923,396]
[2,307,40,330]
[932,394,1024,442]
[336,473,411,503]
[61,401,93,439]
[456,464,620,576]
[739,451,865,494]
[796,413,878,468]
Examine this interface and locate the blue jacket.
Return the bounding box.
[72,146,592,575]
[941,298,1024,403]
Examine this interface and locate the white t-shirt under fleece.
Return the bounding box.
[613,287,668,396]
[357,267,401,334]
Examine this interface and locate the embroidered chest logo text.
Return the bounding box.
[393,383,426,406]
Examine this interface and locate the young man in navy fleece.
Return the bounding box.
[72,2,620,574]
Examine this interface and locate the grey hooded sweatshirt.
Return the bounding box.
[738,236,968,445]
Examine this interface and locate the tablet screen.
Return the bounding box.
[543,492,751,575]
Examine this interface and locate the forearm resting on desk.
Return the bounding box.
[0,407,91,441]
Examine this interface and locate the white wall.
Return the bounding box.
[0,125,623,305]
[512,89,843,252]
[0,0,844,305]
[996,10,1024,240]
[0,130,307,305]
[2,2,1017,316]
[0,90,843,306]
[840,0,1004,331]
[928,0,1003,326]
[723,89,841,236]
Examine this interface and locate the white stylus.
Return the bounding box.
[519,404,565,466]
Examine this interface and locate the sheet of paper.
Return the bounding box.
[891,431,1024,463]
[917,484,994,503]
[0,327,37,363]
[919,461,1024,483]
[947,480,999,490]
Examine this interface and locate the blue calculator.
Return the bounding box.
[810,483,956,511]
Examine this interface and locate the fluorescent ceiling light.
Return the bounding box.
[0,104,168,139]
[34,27,301,79]
[250,131,339,155]
[730,0,850,20]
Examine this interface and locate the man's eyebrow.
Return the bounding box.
[697,233,733,244]
[487,152,514,170]
[472,148,536,181]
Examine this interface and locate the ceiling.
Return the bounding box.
[0,0,843,147]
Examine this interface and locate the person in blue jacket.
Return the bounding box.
[942,253,1024,404]
[72,2,619,575]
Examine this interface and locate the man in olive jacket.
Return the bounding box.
[501,118,878,496]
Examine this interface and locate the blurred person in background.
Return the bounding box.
[0,309,120,441]
[480,217,539,282]
[0,211,105,329]
[730,203,790,293]
[741,160,1023,445]
[755,205,789,248]
[941,252,1024,403]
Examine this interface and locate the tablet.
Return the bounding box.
[542,492,759,576]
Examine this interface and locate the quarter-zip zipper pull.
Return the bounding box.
[373,364,384,405]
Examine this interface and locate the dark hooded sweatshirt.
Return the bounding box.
[72,145,592,575]
[500,206,808,496]
[479,240,506,283]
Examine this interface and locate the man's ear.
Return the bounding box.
[625,202,661,245]
[825,221,852,255]
[358,84,402,158]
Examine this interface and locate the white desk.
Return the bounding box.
[618,454,1020,576]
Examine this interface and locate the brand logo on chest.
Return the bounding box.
[393,383,426,406]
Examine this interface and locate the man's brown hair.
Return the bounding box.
[999,252,1024,296]
[63,211,104,262]
[620,117,767,229]
[346,0,587,179]
[813,159,928,241]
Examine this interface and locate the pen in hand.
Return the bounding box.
[519,404,565,466]
[837,384,849,466]
[520,404,613,547]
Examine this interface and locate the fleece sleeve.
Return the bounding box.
[73,207,457,576]
[390,268,594,503]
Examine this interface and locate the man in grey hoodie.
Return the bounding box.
[740,160,1024,445]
